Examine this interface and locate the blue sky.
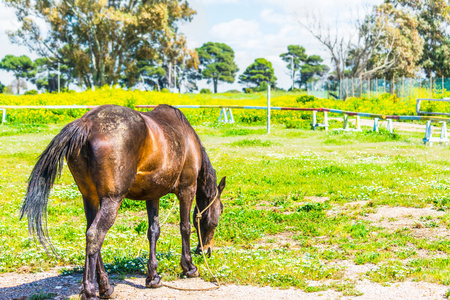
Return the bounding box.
[0,0,381,92]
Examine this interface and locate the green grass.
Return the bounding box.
[1,120,450,295]
[28,292,57,300]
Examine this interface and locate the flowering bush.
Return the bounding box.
[1,87,443,125]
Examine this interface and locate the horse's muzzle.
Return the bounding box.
[195,240,214,257]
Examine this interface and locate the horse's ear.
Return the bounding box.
[218,176,226,193]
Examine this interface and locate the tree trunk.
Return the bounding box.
[16,75,20,94]
[213,78,218,93]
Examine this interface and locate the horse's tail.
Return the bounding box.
[20,118,90,253]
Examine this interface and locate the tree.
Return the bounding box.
[133,46,200,92]
[30,57,72,92]
[5,0,196,89]
[280,45,307,90]
[136,61,167,91]
[298,55,330,88]
[365,3,423,78]
[384,0,450,77]
[196,42,239,93]
[0,81,5,93]
[0,55,36,94]
[280,45,329,89]
[239,58,277,90]
[300,4,422,82]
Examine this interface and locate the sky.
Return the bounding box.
[0,0,382,93]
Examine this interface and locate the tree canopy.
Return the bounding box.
[299,55,329,88]
[384,0,450,77]
[5,0,197,88]
[196,42,239,93]
[280,45,307,89]
[239,58,277,90]
[280,45,329,89]
[0,55,36,79]
[0,55,36,94]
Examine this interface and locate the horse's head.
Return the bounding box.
[194,176,226,255]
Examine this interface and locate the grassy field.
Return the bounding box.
[1,116,450,295]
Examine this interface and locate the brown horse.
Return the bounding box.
[20,105,225,300]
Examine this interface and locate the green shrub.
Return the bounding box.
[200,88,212,94]
[24,89,38,96]
[297,95,317,104]
[224,89,241,94]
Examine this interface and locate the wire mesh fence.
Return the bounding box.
[306,77,450,100]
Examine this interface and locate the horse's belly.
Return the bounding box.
[125,171,177,200]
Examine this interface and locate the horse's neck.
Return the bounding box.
[196,148,216,210]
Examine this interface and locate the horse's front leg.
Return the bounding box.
[178,189,199,277]
[145,199,162,288]
[81,197,122,300]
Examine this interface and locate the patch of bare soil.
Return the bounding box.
[254,232,300,250]
[304,196,330,203]
[1,267,449,300]
[362,206,449,240]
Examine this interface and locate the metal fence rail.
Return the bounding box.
[1,103,450,145]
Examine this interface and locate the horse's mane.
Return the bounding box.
[166,105,217,200]
[196,146,217,199]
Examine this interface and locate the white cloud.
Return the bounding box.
[210,19,261,43]
[260,8,293,25]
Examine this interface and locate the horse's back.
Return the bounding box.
[67,104,202,202]
[67,105,148,200]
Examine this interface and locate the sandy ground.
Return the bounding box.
[0,267,448,300]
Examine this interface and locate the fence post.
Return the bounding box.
[267,85,271,135]
[356,116,361,131]
[312,110,317,130]
[387,119,393,133]
[0,109,6,124]
[343,115,349,130]
[373,118,379,132]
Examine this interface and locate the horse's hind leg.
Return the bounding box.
[81,196,123,300]
[83,198,115,298]
[178,188,199,277]
[145,199,162,288]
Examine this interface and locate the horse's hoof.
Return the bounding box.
[80,294,98,300]
[186,267,199,278]
[99,286,116,299]
[146,275,162,288]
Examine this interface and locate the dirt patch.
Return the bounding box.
[255,232,300,249]
[362,206,449,240]
[1,267,448,300]
[345,201,370,207]
[304,196,330,203]
[327,260,377,281]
